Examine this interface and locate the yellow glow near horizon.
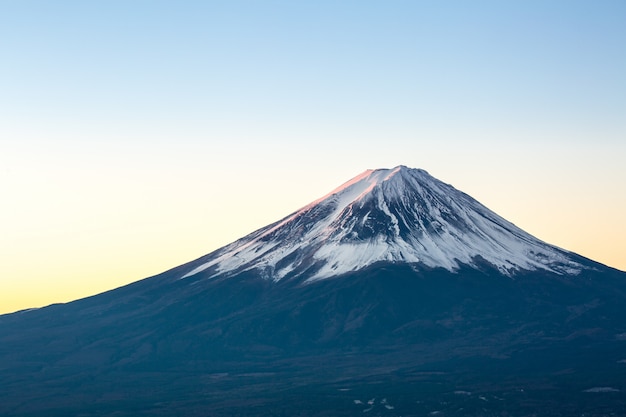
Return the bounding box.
[1,137,624,315]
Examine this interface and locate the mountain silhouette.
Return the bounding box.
[1,166,625,416]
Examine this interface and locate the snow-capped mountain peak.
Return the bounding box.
[182,166,585,281]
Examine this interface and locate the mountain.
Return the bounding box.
[1,166,625,417]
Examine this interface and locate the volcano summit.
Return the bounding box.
[1,166,625,417]
[182,166,585,281]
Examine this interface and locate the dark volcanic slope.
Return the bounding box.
[1,166,625,417]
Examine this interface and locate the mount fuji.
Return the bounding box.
[1,166,625,417]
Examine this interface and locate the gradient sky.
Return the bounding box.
[1,1,625,314]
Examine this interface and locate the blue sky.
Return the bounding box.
[1,1,625,313]
[3,1,624,147]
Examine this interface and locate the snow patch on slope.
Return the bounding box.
[181,166,586,282]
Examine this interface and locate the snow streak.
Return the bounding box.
[182,166,585,282]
